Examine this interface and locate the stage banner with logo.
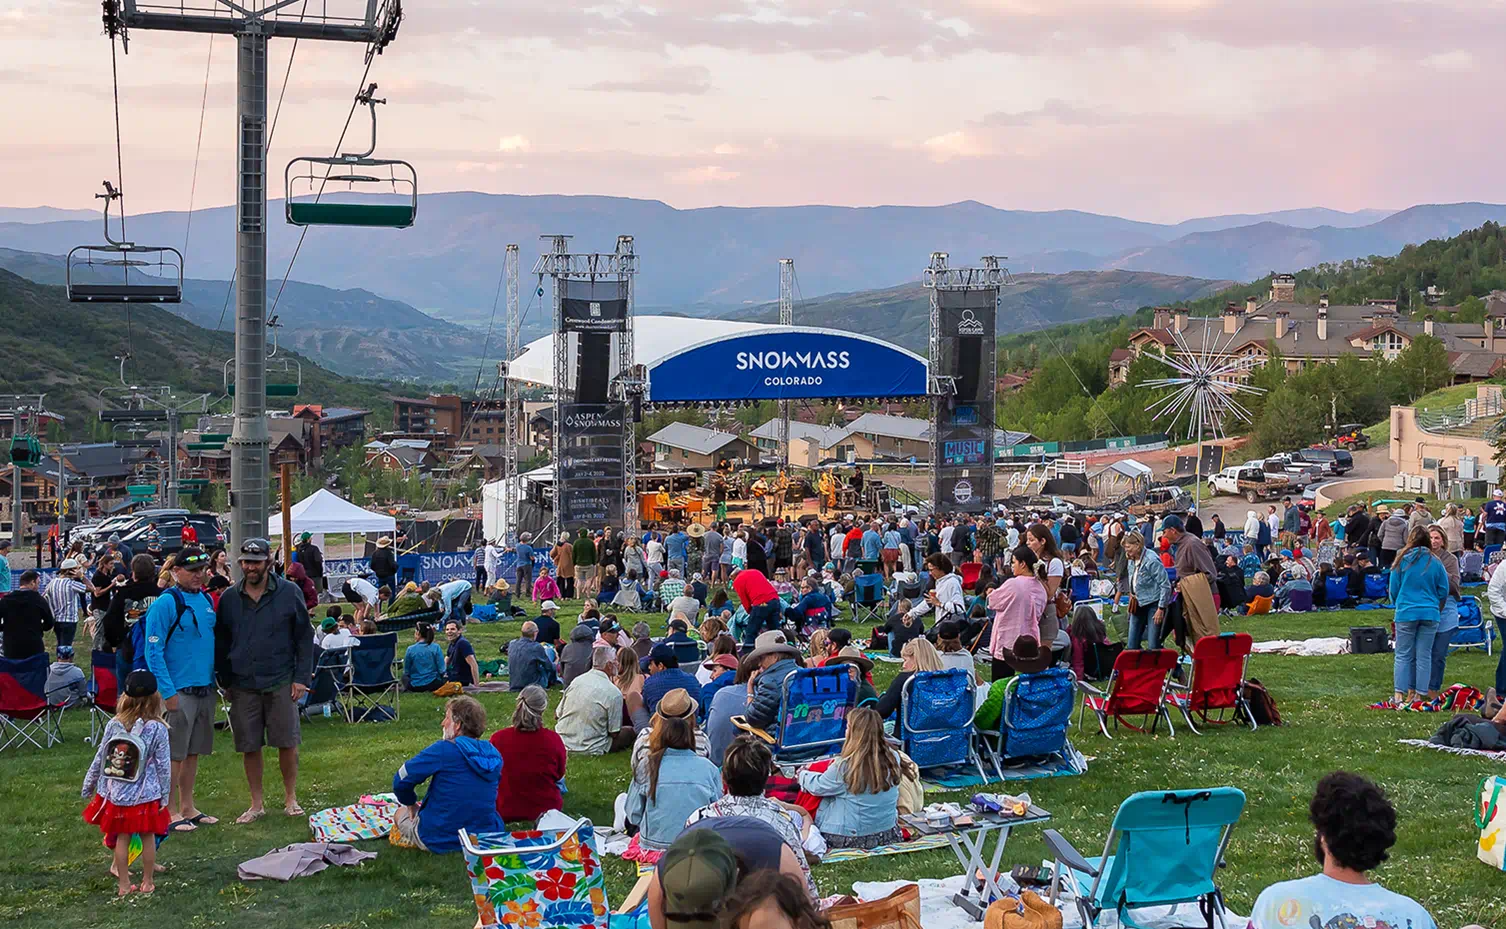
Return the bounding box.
[646,328,927,402]
[557,402,628,532]
[933,289,997,514]
[561,279,629,333]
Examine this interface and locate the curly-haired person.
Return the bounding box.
[1247,772,1435,929]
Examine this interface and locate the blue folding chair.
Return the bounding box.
[1486,543,1503,568]
[341,633,399,723]
[1284,588,1313,612]
[1450,595,1494,655]
[1363,571,1389,601]
[977,667,1077,779]
[1069,575,1092,603]
[669,639,703,666]
[852,573,886,624]
[0,653,64,751]
[1323,575,1350,606]
[303,645,350,720]
[1046,787,1246,929]
[897,669,985,779]
[741,664,857,763]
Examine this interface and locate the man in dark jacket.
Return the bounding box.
[744,631,802,735]
[369,537,398,604]
[0,570,54,659]
[294,532,324,598]
[216,538,314,824]
[1345,506,1371,554]
[571,528,597,599]
[557,623,596,688]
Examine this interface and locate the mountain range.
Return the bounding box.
[4,195,1503,320]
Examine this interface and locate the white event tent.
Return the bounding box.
[268,488,397,539]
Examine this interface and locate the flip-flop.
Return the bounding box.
[169,819,197,833]
[285,805,305,817]
[189,813,219,826]
[235,809,266,825]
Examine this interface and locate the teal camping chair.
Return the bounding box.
[1045,787,1246,929]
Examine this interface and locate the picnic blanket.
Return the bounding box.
[921,745,1088,790]
[820,832,953,864]
[1251,637,1349,657]
[1399,739,1506,762]
[1368,684,1487,712]
[308,792,399,843]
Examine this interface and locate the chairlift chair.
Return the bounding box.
[285,85,416,229]
[67,182,184,303]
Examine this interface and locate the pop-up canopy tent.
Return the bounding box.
[268,488,397,538]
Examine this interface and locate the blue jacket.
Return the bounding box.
[624,747,723,850]
[1388,549,1449,624]
[403,642,445,688]
[861,531,882,560]
[699,669,736,725]
[788,590,834,621]
[666,532,689,562]
[392,736,505,853]
[143,587,216,700]
[1128,550,1172,609]
[798,755,900,838]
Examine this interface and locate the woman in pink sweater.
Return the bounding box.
[986,546,1048,682]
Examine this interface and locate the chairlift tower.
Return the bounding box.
[101,0,401,559]
[500,243,520,544]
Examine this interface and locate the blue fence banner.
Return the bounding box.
[647,327,928,402]
[324,550,554,587]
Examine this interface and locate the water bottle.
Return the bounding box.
[322,704,331,718]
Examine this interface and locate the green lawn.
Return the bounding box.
[4,602,1506,929]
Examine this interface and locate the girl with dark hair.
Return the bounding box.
[719,870,833,929]
[1025,524,1066,645]
[402,623,445,692]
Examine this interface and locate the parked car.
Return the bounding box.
[1127,485,1192,517]
[117,512,227,555]
[1249,455,1323,491]
[1296,447,1355,476]
[1208,466,1290,503]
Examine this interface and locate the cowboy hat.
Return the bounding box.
[825,645,874,674]
[1000,635,1053,674]
[746,630,800,664]
[376,537,393,548]
[686,522,707,538]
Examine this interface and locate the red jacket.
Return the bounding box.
[489,726,567,822]
[733,568,778,610]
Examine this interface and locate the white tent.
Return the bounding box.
[268,488,397,537]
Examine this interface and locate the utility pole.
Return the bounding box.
[104,0,402,558]
[501,243,520,545]
[779,259,794,474]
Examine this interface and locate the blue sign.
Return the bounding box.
[647,328,928,402]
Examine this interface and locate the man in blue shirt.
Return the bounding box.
[1484,490,1506,547]
[665,524,690,577]
[860,522,882,561]
[143,546,218,832]
[641,643,703,716]
[512,532,535,602]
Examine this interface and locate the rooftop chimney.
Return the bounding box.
[1152,306,1171,330]
[1319,293,1330,309]
[1173,308,1188,333]
[1487,319,1496,354]
[1271,273,1297,303]
[1245,295,1259,316]
[1424,315,1435,337]
[1223,302,1240,334]
[1275,310,1289,340]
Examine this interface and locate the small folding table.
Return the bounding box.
[899,804,1052,920]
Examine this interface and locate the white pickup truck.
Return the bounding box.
[1208,466,1291,503]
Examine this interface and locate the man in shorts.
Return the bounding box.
[142,545,219,832]
[216,538,313,823]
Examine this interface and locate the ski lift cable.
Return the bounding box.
[182,35,214,264]
[108,31,128,242]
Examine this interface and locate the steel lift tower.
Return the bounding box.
[101,0,402,557]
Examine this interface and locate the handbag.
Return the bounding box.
[1478,775,1506,869]
[1054,588,1072,620]
[825,883,921,929]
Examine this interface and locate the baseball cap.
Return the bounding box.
[56,645,74,659]
[540,599,559,611]
[658,829,738,929]
[177,545,209,568]
[238,538,271,562]
[123,669,158,698]
[1160,514,1185,531]
[649,643,678,665]
[598,618,621,636]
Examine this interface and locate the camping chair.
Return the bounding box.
[1450,595,1495,656]
[1045,787,1246,929]
[1165,633,1256,735]
[341,633,399,723]
[302,645,350,720]
[0,653,64,751]
[733,664,857,762]
[669,640,703,666]
[460,817,609,929]
[852,573,886,624]
[977,667,1077,780]
[1486,543,1503,567]
[1362,571,1389,601]
[1078,648,1178,738]
[1069,575,1092,603]
[896,669,986,779]
[1283,588,1313,612]
[959,562,984,592]
[1461,550,1485,583]
[1080,640,1124,682]
[87,649,119,745]
[1323,575,1350,607]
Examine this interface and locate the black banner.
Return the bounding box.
[558,488,618,527]
[556,400,628,532]
[560,403,625,437]
[561,279,628,333]
[933,289,998,514]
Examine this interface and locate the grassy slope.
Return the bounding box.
[1365,382,1493,446]
[4,602,1505,929]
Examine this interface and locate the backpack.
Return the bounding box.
[1241,677,1282,726]
[127,587,196,673]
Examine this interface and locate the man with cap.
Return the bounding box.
[46,644,86,707]
[530,598,562,647]
[43,557,90,650]
[143,545,220,831]
[0,569,52,659]
[743,630,802,735]
[648,818,811,928]
[593,617,623,651]
[1161,514,1220,647]
[294,531,324,599]
[642,643,704,716]
[215,538,314,823]
[0,537,11,593]
[369,536,398,605]
[1484,490,1506,549]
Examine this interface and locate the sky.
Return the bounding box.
[3,0,1505,223]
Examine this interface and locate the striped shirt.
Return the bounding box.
[44,576,89,625]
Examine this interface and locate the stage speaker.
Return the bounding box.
[575,332,610,403]
[954,337,983,403]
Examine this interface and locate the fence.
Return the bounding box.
[1416,393,1504,434]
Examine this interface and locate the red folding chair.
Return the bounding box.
[1165,633,1256,734]
[959,562,983,592]
[0,653,64,752]
[1077,648,1178,739]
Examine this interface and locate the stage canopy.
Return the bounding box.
[647,327,927,402]
[268,488,397,537]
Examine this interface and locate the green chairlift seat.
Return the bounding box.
[9,435,41,468]
[66,183,184,303]
[284,85,416,230]
[286,200,415,228]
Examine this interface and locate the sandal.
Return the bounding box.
[169,819,197,833]
[189,813,219,826]
[285,804,305,817]
[235,808,266,825]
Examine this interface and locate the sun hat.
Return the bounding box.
[746,629,800,664]
[540,599,559,612]
[656,687,699,721]
[376,536,393,548]
[657,829,737,929]
[825,645,874,674]
[686,522,707,538]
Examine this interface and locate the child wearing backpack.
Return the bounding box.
[82,669,172,896]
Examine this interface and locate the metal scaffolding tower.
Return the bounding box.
[103,0,401,559]
[778,258,794,473]
[500,243,520,544]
